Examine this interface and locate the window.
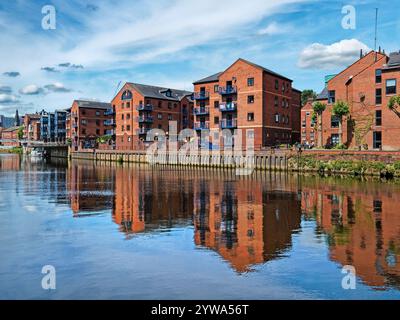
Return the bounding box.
[286,116,289,124]
[168,102,172,109]
[121,114,124,120]
[128,136,131,142]
[386,79,397,95]
[121,102,125,109]
[168,114,173,120]
[127,125,131,131]
[214,116,219,124]
[121,90,132,100]
[376,88,382,105]
[127,113,131,120]
[156,101,162,108]
[174,103,177,108]
[328,90,336,103]
[331,134,339,145]
[282,84,285,93]
[275,79,279,90]
[121,125,124,131]
[96,129,100,135]
[96,111,100,116]
[81,119,87,125]
[158,113,162,120]
[247,77,254,86]
[82,129,86,135]
[247,95,254,104]
[214,101,219,108]
[96,120,100,126]
[126,102,130,109]
[375,69,382,83]
[375,110,382,126]
[331,115,340,128]
[282,99,285,107]
[214,85,219,93]
[275,113,280,123]
[274,96,278,107]
[373,131,382,149]
[373,200,382,213]
[158,124,162,129]
[104,130,107,135]
[247,113,254,121]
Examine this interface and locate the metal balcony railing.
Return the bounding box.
[104,120,115,126]
[194,106,209,116]
[219,102,237,112]
[194,122,209,130]
[193,92,210,100]
[138,116,154,123]
[220,119,237,129]
[218,86,237,95]
[104,109,114,116]
[137,104,153,112]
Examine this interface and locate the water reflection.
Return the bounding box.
[2,154,400,295]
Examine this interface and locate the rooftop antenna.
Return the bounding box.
[374,8,378,61]
[114,81,122,98]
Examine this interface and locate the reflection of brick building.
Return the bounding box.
[112,166,194,235]
[192,58,301,149]
[111,83,193,150]
[193,177,302,272]
[67,162,115,215]
[66,100,114,151]
[301,179,400,288]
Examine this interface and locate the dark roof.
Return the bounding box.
[238,58,293,82]
[193,58,293,85]
[75,100,111,109]
[127,83,192,101]
[193,72,223,85]
[292,88,302,93]
[385,52,400,68]
[316,87,328,100]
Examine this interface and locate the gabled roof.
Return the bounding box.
[316,87,328,100]
[193,72,223,85]
[193,58,293,85]
[126,82,192,102]
[74,100,111,109]
[235,58,293,82]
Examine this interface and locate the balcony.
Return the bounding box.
[218,86,237,95]
[137,104,153,112]
[138,127,151,135]
[219,102,237,112]
[220,119,237,129]
[194,122,209,131]
[72,123,78,128]
[138,116,154,123]
[193,92,209,100]
[104,109,114,116]
[194,106,209,116]
[104,120,115,126]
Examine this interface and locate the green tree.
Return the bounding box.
[388,95,400,110]
[17,126,24,140]
[312,101,326,147]
[301,89,317,106]
[332,101,350,145]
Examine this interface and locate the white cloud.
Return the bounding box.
[258,22,289,35]
[19,84,44,95]
[44,82,72,93]
[298,39,371,69]
[0,93,18,103]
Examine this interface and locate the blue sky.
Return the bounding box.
[0,0,399,116]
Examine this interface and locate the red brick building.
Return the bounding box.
[23,113,41,141]
[111,82,193,150]
[192,58,301,149]
[1,126,21,147]
[314,50,400,150]
[66,100,114,151]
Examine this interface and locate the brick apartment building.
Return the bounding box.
[111,82,193,150]
[1,126,21,147]
[66,100,114,151]
[23,113,41,141]
[310,50,400,150]
[192,58,301,149]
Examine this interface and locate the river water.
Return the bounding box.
[1,153,400,299]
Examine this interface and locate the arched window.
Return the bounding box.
[121,90,133,100]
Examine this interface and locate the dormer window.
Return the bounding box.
[165,89,172,97]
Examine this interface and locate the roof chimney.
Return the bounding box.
[360,49,363,59]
